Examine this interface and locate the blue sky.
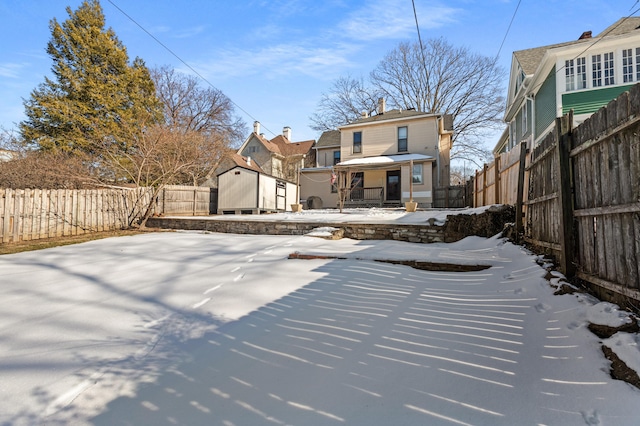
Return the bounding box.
[0,0,635,147]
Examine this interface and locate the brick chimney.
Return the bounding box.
[377,98,386,115]
[283,126,291,140]
[253,121,260,134]
[579,31,592,40]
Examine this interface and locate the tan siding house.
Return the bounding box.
[302,101,453,208]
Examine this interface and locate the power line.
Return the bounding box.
[105,0,276,136]
[496,0,522,60]
[411,0,430,104]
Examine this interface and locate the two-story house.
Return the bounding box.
[302,99,453,208]
[497,17,640,153]
[236,122,315,182]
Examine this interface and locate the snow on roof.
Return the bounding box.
[336,153,434,167]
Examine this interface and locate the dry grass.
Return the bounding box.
[0,229,146,255]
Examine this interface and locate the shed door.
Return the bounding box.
[276,181,286,210]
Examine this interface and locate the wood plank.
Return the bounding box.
[622,213,638,291]
[576,271,640,301]
[574,202,640,217]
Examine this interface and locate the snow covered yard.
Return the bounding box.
[1,227,639,425]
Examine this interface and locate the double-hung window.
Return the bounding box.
[576,57,587,89]
[333,150,341,165]
[353,131,362,153]
[565,59,576,91]
[604,52,615,85]
[623,49,634,83]
[412,163,423,184]
[592,54,602,87]
[398,126,408,152]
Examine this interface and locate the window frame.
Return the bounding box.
[397,126,408,152]
[592,54,602,87]
[333,150,341,165]
[565,59,575,91]
[604,51,615,86]
[353,131,362,154]
[412,163,423,184]
[623,48,634,83]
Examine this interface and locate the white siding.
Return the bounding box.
[217,168,258,209]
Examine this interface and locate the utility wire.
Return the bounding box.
[411,0,430,99]
[496,0,522,60]
[105,0,276,136]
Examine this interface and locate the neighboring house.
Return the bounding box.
[301,99,454,208]
[217,153,297,214]
[498,17,640,153]
[237,122,315,183]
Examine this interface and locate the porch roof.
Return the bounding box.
[334,153,434,170]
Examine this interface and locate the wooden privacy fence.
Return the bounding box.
[158,185,216,216]
[570,89,640,302]
[1,187,151,244]
[473,143,529,208]
[526,100,640,303]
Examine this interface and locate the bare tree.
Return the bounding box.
[309,75,383,132]
[99,122,226,227]
[311,38,505,165]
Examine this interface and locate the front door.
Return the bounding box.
[386,170,401,201]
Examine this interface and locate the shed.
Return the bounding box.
[217,154,298,214]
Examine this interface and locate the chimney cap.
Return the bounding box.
[579,30,592,40]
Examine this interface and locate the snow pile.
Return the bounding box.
[195,206,493,225]
[1,232,638,425]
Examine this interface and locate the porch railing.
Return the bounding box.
[344,187,384,207]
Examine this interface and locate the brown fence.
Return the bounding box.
[0,187,151,244]
[570,90,640,302]
[472,84,640,304]
[433,185,470,208]
[158,185,216,216]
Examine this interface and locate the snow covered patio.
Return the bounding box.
[1,219,639,424]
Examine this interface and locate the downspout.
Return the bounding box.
[526,95,535,147]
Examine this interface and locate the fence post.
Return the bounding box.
[515,142,528,242]
[556,113,576,276]
[494,156,501,204]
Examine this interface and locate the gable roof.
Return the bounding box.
[513,17,640,76]
[315,130,341,148]
[266,135,314,156]
[227,153,265,174]
[340,109,437,128]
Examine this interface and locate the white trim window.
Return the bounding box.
[565,59,576,91]
[576,57,587,89]
[412,163,423,184]
[522,100,528,134]
[353,131,362,154]
[592,54,602,87]
[397,126,408,152]
[623,48,634,83]
[604,51,615,85]
[636,48,640,81]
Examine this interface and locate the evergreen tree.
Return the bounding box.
[20,0,161,153]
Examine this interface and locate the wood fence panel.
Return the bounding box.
[158,185,212,216]
[571,85,640,301]
[0,187,149,244]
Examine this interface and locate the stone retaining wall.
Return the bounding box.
[146,205,515,244]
